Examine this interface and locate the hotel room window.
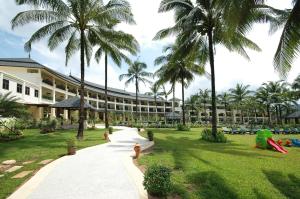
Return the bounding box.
[2,79,9,90]
[35,89,39,97]
[17,83,22,93]
[25,86,30,95]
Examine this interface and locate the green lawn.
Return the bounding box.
[0,128,107,199]
[139,128,300,199]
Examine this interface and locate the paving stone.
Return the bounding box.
[22,160,35,165]
[38,159,53,165]
[5,166,23,173]
[12,170,33,179]
[0,164,11,172]
[2,160,16,165]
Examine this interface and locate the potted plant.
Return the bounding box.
[134,143,141,159]
[104,131,109,140]
[66,138,76,155]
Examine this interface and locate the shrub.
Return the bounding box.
[201,128,227,143]
[143,165,172,198]
[147,130,154,141]
[66,138,76,148]
[176,124,190,131]
[108,127,113,134]
[39,118,58,134]
[0,129,24,141]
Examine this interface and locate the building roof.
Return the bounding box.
[0,58,165,102]
[286,110,300,119]
[51,96,102,112]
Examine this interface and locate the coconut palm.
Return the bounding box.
[94,27,139,129]
[12,0,135,139]
[155,0,264,137]
[145,83,162,122]
[0,92,28,118]
[119,61,153,123]
[154,44,205,126]
[292,74,300,99]
[186,94,201,123]
[218,92,231,124]
[199,89,211,123]
[229,84,251,123]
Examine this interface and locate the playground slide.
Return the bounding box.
[267,138,288,154]
[292,139,300,147]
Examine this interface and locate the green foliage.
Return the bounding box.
[66,138,76,148]
[147,130,154,141]
[0,129,23,141]
[108,127,113,134]
[0,118,25,141]
[143,165,172,197]
[39,118,58,134]
[177,124,190,131]
[0,92,28,118]
[201,128,227,143]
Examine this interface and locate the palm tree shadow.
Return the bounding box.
[263,170,300,199]
[187,171,238,199]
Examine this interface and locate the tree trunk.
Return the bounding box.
[224,103,227,124]
[267,105,271,125]
[77,29,85,139]
[208,30,217,138]
[181,75,185,126]
[104,53,109,129]
[172,83,175,125]
[155,96,157,122]
[135,77,138,123]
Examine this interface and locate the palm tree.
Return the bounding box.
[186,94,201,123]
[145,83,162,122]
[155,0,263,137]
[154,44,205,126]
[159,85,171,124]
[292,74,300,99]
[256,86,272,125]
[199,89,211,123]
[94,26,139,129]
[267,1,300,77]
[0,92,28,118]
[12,0,135,139]
[119,60,153,123]
[218,92,231,124]
[229,84,251,123]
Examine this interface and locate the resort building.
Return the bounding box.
[0,58,180,123]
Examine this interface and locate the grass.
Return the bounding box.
[139,128,300,199]
[0,128,107,199]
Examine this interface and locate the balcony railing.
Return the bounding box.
[42,79,53,86]
[42,95,53,101]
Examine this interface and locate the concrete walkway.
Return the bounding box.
[9,127,153,199]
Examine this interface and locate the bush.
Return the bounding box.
[147,130,154,141]
[176,124,190,131]
[66,138,76,148]
[39,118,58,134]
[143,165,172,197]
[108,127,113,134]
[201,128,227,143]
[0,129,24,141]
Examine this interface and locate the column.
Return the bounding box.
[52,78,56,104]
[0,73,3,91]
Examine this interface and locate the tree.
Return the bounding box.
[229,84,251,123]
[94,26,139,129]
[199,89,211,123]
[145,83,162,122]
[155,0,264,137]
[154,44,205,126]
[256,86,272,125]
[292,74,300,99]
[159,85,171,124]
[0,92,28,118]
[119,60,153,123]
[218,92,231,124]
[269,1,300,77]
[12,0,135,139]
[186,94,201,123]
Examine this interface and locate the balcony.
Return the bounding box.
[42,79,53,86]
[56,84,65,91]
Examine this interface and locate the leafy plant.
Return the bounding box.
[147,130,154,141]
[177,124,190,131]
[39,118,58,134]
[108,127,113,134]
[143,165,172,198]
[66,138,76,148]
[201,128,227,143]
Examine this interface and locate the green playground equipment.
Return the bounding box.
[256,129,273,149]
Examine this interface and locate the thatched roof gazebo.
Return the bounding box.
[51,96,101,111]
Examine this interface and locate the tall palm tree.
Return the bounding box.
[145,83,161,122]
[199,89,211,123]
[292,74,300,99]
[229,84,251,123]
[256,86,272,125]
[159,85,171,124]
[12,0,134,139]
[186,94,201,123]
[218,92,230,124]
[155,0,264,137]
[119,60,153,123]
[267,1,300,77]
[154,44,205,126]
[94,27,139,129]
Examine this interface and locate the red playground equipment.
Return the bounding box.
[256,130,288,154]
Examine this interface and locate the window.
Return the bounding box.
[34,89,39,98]
[25,86,30,95]
[2,79,9,90]
[17,84,22,93]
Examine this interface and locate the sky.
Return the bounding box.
[0,0,299,100]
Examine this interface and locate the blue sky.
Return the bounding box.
[0,0,299,99]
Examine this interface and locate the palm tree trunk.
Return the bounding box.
[181,75,185,126]
[267,105,271,125]
[135,77,138,123]
[172,83,175,125]
[224,103,227,124]
[77,29,85,139]
[208,30,217,138]
[104,53,109,129]
[155,96,157,122]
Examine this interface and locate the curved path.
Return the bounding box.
[9,127,153,199]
